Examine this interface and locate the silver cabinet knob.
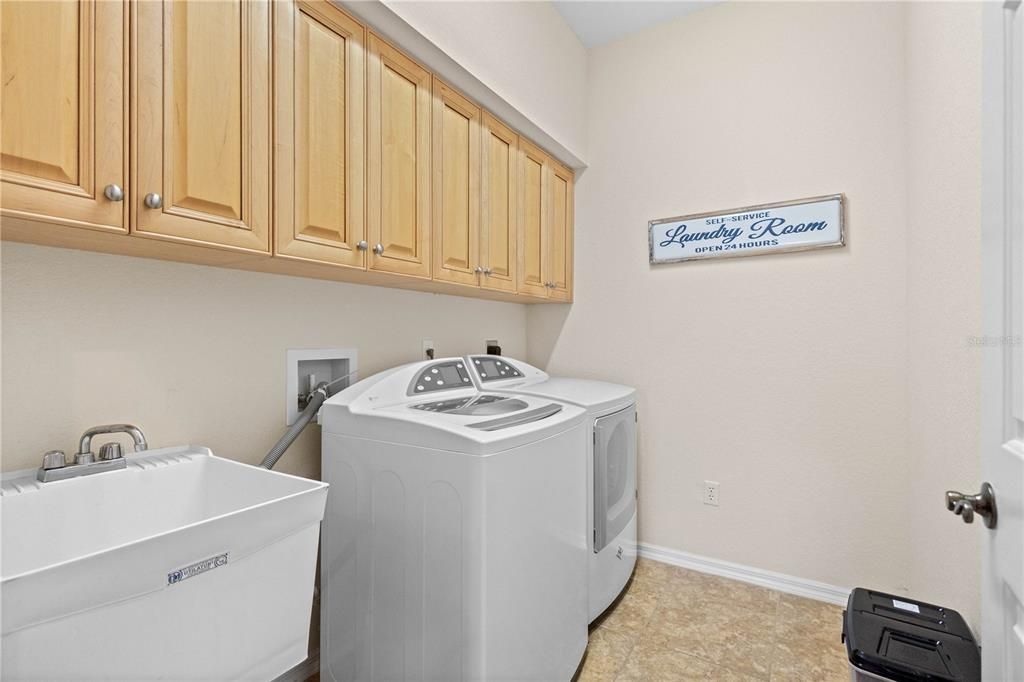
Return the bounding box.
[356,240,369,251]
[98,442,123,461]
[103,184,124,202]
[483,267,493,275]
[474,266,484,274]
[41,450,66,470]
[144,193,162,209]
[946,482,998,528]
[373,243,384,255]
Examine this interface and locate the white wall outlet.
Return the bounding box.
[703,480,720,506]
[286,348,358,425]
[422,339,435,360]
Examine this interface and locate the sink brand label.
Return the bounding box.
[167,552,229,585]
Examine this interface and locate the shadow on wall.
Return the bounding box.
[526,304,571,370]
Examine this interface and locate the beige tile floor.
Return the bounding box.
[307,558,848,682]
[576,558,850,682]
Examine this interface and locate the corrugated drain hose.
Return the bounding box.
[260,369,358,470]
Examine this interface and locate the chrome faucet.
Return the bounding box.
[77,423,148,462]
[37,423,149,482]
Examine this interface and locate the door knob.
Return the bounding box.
[356,240,368,251]
[103,184,124,202]
[144,193,162,209]
[946,482,997,528]
[373,243,384,255]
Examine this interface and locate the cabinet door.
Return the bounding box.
[1,0,126,233]
[517,139,549,298]
[432,79,480,286]
[366,33,431,278]
[274,0,365,268]
[480,112,518,293]
[548,161,574,302]
[133,0,271,253]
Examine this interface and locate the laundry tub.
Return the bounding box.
[1,446,327,681]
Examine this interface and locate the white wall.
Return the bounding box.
[905,2,982,625]
[529,0,982,616]
[0,244,527,478]
[381,0,588,163]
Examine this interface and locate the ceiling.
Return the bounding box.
[552,1,711,48]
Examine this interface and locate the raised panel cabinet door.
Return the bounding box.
[432,79,480,286]
[480,112,518,293]
[0,0,126,233]
[517,139,549,298]
[274,0,365,268]
[366,33,431,278]
[133,0,271,253]
[548,161,574,302]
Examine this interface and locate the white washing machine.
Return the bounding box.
[465,356,638,623]
[319,357,589,682]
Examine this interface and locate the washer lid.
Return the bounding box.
[321,358,585,454]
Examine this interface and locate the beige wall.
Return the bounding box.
[905,2,982,625]
[529,0,982,617]
[0,243,527,479]
[382,0,588,162]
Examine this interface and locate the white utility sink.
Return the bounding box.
[1,446,328,681]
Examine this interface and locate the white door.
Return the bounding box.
[981,2,1024,678]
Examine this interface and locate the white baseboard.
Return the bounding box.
[637,542,851,606]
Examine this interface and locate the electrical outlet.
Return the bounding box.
[703,481,720,506]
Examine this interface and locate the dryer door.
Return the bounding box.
[593,404,637,553]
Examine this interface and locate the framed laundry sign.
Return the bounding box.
[648,194,845,264]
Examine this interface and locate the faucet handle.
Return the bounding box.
[98,442,123,461]
[41,450,67,470]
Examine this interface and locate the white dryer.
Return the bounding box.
[466,356,638,622]
[319,357,589,682]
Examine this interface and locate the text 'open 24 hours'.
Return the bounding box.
[648,194,844,264]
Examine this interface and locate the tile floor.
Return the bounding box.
[576,558,849,681]
[306,558,850,682]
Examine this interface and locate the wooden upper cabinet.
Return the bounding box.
[274,0,365,268]
[366,33,431,278]
[432,79,480,286]
[517,139,549,298]
[132,0,271,253]
[0,0,126,233]
[480,112,518,293]
[548,161,574,301]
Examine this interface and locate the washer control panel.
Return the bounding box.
[409,360,473,395]
[469,355,523,383]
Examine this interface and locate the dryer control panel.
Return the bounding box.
[469,355,524,383]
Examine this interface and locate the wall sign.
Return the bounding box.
[648,194,845,264]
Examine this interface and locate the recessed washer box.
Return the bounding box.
[287,348,358,425]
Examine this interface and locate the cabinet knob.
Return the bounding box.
[373,243,384,255]
[103,184,124,202]
[475,266,484,274]
[144,193,163,209]
[356,240,369,251]
[483,267,493,275]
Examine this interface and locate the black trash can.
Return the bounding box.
[842,588,980,682]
